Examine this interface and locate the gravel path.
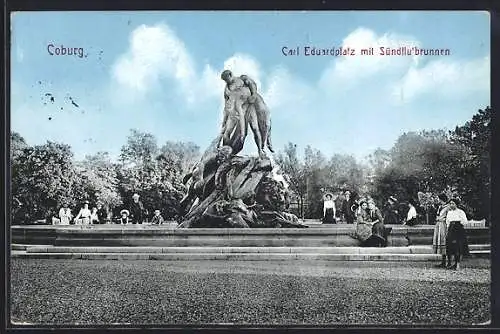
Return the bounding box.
[10,259,490,325]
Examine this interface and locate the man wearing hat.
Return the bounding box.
[339,190,356,224]
[130,193,144,224]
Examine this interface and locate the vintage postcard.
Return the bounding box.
[8,10,491,327]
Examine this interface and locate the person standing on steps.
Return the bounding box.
[97,204,108,224]
[130,193,144,224]
[445,198,470,270]
[433,193,451,268]
[322,193,336,224]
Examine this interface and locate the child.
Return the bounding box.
[119,209,130,225]
[151,209,165,225]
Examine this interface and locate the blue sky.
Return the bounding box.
[11,11,490,162]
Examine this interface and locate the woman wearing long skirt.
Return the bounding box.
[433,193,450,268]
[354,200,373,243]
[445,198,470,270]
[368,200,386,247]
[322,193,336,224]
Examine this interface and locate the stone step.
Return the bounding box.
[471,250,490,254]
[470,244,490,250]
[12,243,490,253]
[19,245,434,254]
[10,251,442,261]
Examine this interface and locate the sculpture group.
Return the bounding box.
[178,70,306,228]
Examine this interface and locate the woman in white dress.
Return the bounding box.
[433,193,450,268]
[58,205,72,225]
[322,193,336,224]
[74,201,91,225]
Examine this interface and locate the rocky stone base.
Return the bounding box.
[179,154,307,228]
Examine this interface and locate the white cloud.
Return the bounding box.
[222,54,263,88]
[263,66,317,111]
[110,23,489,136]
[319,27,421,90]
[112,24,269,107]
[197,53,264,102]
[112,23,196,101]
[391,55,490,103]
[16,46,24,62]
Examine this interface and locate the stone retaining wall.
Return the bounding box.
[11,224,490,248]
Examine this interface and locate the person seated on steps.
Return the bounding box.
[365,199,387,247]
[404,199,418,226]
[352,198,390,247]
[119,209,129,225]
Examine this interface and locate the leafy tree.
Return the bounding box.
[304,145,329,218]
[327,154,365,193]
[11,140,79,223]
[117,130,192,220]
[120,129,159,166]
[275,142,307,218]
[159,141,200,173]
[449,107,491,220]
[74,152,122,215]
[367,148,392,175]
[370,108,491,222]
[10,132,30,223]
[10,132,28,161]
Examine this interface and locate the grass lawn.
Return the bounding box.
[10,258,490,326]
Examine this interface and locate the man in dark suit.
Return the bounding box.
[340,190,356,224]
[130,193,144,224]
[97,204,108,224]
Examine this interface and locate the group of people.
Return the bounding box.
[53,193,167,226]
[322,190,356,224]
[353,197,388,247]
[55,201,106,225]
[117,194,165,225]
[322,192,388,247]
[322,191,419,226]
[322,190,471,268]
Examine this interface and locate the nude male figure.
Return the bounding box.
[219,70,254,147]
[245,94,274,157]
[219,70,273,157]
